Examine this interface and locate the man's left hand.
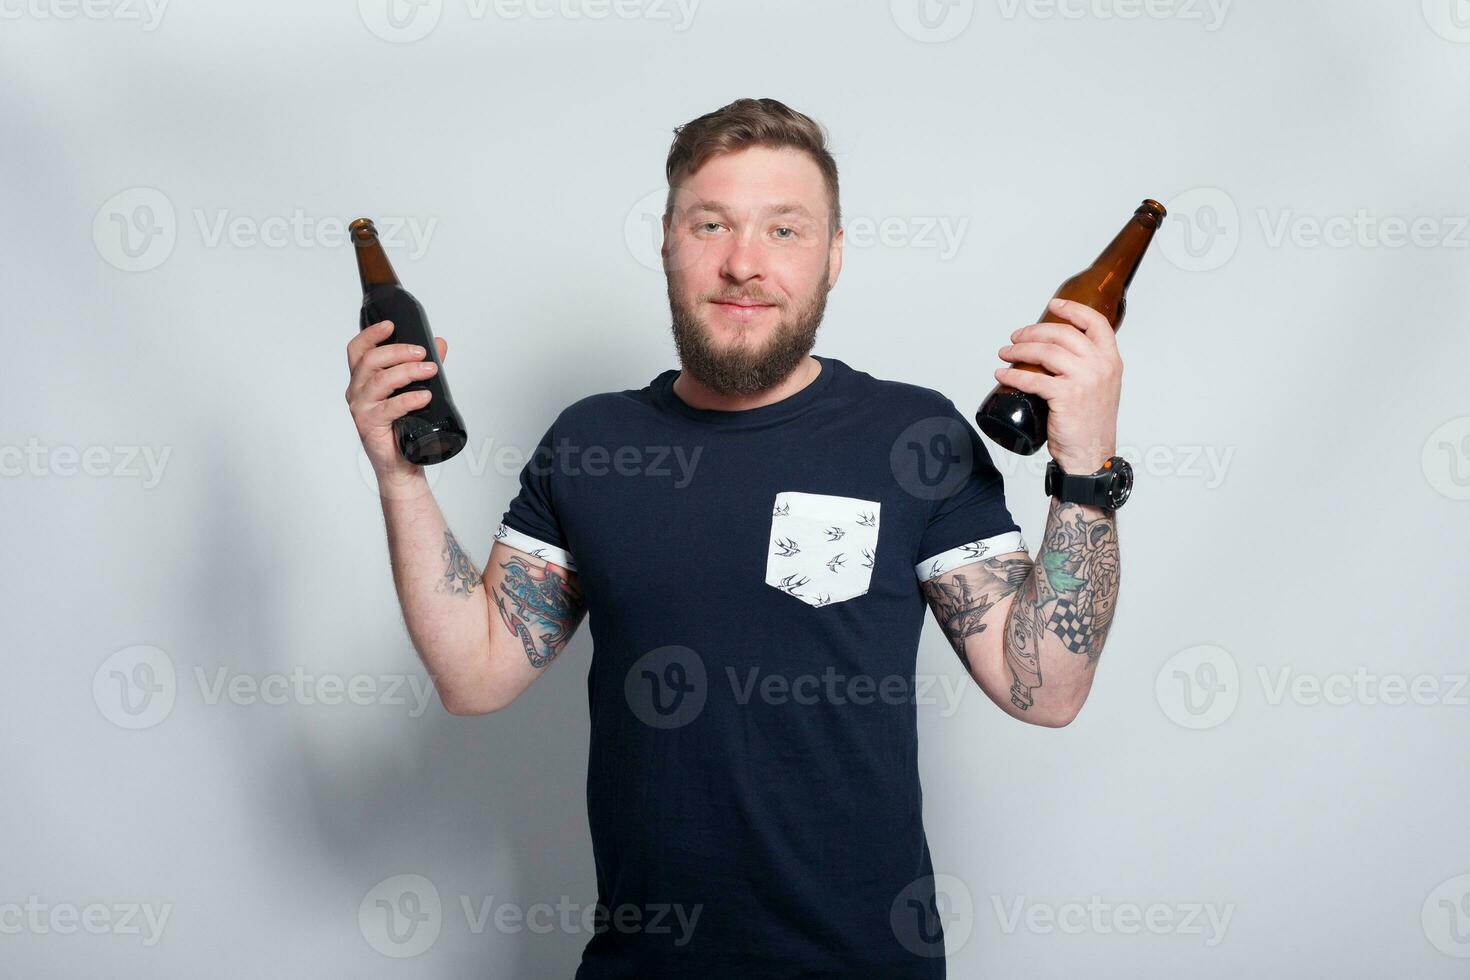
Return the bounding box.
[993,296,1122,475]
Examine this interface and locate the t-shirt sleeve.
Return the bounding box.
[913,398,1026,584]
[496,417,577,571]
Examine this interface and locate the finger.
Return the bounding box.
[358,341,428,374]
[368,388,433,426]
[1047,298,1117,351]
[1010,322,1094,359]
[995,365,1062,401]
[347,320,395,370]
[998,341,1083,376]
[434,336,447,362]
[363,359,438,402]
[347,343,428,401]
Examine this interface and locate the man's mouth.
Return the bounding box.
[710,298,777,319]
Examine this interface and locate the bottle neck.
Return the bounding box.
[352,227,401,294]
[1086,208,1162,295]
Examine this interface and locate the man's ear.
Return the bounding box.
[660,212,671,261]
[827,226,844,289]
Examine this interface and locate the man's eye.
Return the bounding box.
[774,227,796,240]
[698,222,723,233]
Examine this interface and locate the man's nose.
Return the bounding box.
[720,233,766,283]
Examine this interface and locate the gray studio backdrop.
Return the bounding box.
[4,0,1468,976]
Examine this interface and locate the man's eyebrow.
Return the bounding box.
[689,200,817,221]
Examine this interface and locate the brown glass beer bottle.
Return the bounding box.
[351,217,467,465]
[976,199,1166,456]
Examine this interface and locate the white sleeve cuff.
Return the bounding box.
[494,522,577,571]
[915,529,1027,583]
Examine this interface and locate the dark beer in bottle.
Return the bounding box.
[351,217,467,465]
[976,199,1166,456]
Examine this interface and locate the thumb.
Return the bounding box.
[434,336,448,361]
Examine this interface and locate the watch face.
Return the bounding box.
[1107,458,1133,507]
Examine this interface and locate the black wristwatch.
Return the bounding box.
[1045,456,1133,509]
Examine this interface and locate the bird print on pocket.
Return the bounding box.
[766,491,881,606]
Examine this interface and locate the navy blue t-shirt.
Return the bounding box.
[498,354,1024,979]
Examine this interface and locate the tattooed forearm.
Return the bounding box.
[1005,561,1046,710]
[1004,500,1120,712]
[921,557,1030,670]
[492,556,583,669]
[437,530,481,596]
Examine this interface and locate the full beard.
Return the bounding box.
[667,272,830,397]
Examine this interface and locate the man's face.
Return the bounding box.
[662,145,844,396]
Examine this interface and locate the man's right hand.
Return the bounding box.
[344,319,448,480]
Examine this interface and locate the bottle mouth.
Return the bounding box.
[1136,199,1167,227]
[349,217,377,242]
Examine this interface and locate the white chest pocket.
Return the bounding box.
[765,491,881,607]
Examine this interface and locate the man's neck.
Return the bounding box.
[672,355,822,412]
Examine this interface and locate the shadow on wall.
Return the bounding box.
[198,434,597,977]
